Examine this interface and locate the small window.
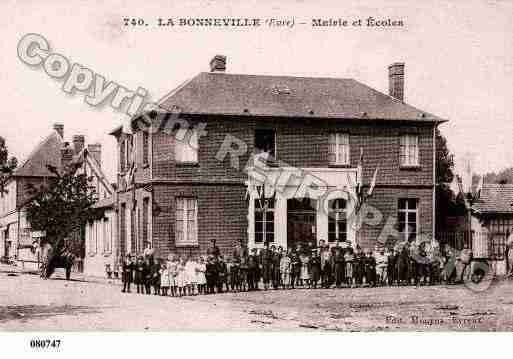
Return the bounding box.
[175,129,198,163]
[103,218,111,254]
[175,198,198,246]
[254,198,275,244]
[328,133,350,165]
[328,198,347,242]
[255,129,276,159]
[400,134,419,167]
[142,131,149,165]
[398,198,418,241]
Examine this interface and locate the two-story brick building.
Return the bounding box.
[112,56,446,259]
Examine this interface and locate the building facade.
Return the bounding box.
[471,184,513,275]
[0,124,115,275]
[112,57,445,260]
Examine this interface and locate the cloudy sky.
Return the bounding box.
[1,0,512,181]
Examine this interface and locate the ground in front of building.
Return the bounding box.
[1,265,512,331]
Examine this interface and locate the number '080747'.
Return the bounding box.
[30,339,61,349]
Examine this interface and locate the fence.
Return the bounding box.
[436,231,508,260]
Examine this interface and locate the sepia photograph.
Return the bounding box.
[0,0,512,355]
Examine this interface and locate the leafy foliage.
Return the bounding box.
[435,129,465,232]
[0,136,18,194]
[25,165,102,258]
[482,167,513,185]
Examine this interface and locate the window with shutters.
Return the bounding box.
[400,134,419,167]
[142,197,149,246]
[175,198,198,246]
[328,133,350,165]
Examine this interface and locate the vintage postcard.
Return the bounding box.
[1,0,512,353]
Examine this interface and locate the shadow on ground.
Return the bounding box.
[0,305,99,323]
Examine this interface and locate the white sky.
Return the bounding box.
[1,0,512,182]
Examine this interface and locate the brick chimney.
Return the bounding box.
[72,135,85,154]
[87,143,102,167]
[209,55,226,72]
[61,142,74,169]
[388,62,405,101]
[53,123,64,138]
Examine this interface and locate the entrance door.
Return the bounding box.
[287,198,317,250]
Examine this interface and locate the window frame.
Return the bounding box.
[400,134,420,167]
[175,128,199,164]
[328,132,350,166]
[175,197,199,247]
[142,130,149,166]
[254,197,275,244]
[254,128,277,160]
[328,198,347,242]
[397,198,419,242]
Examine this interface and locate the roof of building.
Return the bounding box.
[472,184,513,214]
[157,72,446,122]
[13,130,63,177]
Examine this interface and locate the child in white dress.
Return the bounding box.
[176,257,186,296]
[185,256,198,296]
[160,262,170,296]
[196,256,207,295]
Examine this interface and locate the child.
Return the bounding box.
[231,254,241,292]
[121,253,134,293]
[152,258,161,295]
[205,255,217,294]
[375,249,388,286]
[299,249,311,288]
[196,256,207,295]
[176,257,186,296]
[239,250,249,292]
[290,248,301,289]
[143,257,152,295]
[310,249,321,289]
[185,256,198,296]
[160,260,170,296]
[167,254,178,297]
[217,256,228,293]
[344,247,354,287]
[280,249,292,289]
[364,250,376,287]
[134,256,145,294]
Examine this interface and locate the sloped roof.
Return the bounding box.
[158,72,446,122]
[13,130,63,177]
[472,184,513,214]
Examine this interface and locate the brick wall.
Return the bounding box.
[147,115,434,187]
[151,183,247,259]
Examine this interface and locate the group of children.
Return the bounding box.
[120,239,455,296]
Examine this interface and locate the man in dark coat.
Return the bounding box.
[134,256,145,294]
[247,248,260,291]
[205,255,218,294]
[364,250,376,287]
[353,246,365,287]
[289,247,301,289]
[260,244,273,290]
[121,253,134,293]
[271,246,282,289]
[387,249,397,286]
[334,246,345,288]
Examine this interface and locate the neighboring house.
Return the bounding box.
[0,124,115,274]
[74,142,118,277]
[111,56,446,260]
[471,184,513,275]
